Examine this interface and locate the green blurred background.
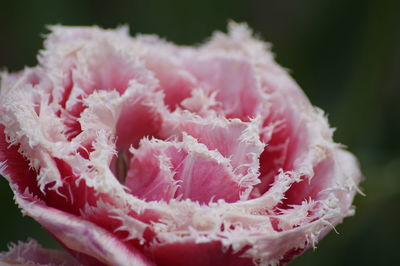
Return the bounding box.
[0,0,399,265]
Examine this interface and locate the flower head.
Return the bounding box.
[0,23,361,265]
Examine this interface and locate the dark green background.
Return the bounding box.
[1,0,399,265]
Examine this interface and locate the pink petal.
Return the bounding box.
[13,196,154,266]
[144,53,197,111]
[126,137,243,203]
[0,239,78,266]
[184,56,261,120]
[115,91,164,151]
[0,128,43,199]
[125,141,178,201]
[149,241,253,266]
[165,144,241,203]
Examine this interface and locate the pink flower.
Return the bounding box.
[0,23,361,266]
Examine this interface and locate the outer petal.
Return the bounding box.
[149,241,254,266]
[0,239,78,266]
[12,194,154,266]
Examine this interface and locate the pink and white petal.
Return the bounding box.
[13,196,155,266]
[0,239,79,266]
[166,113,264,172]
[180,89,219,116]
[0,128,44,199]
[161,112,264,199]
[256,105,309,196]
[125,142,178,202]
[126,137,243,203]
[332,149,363,215]
[183,55,262,120]
[39,26,130,74]
[202,22,272,63]
[114,90,165,151]
[166,144,241,203]
[39,27,128,108]
[143,53,197,111]
[71,40,156,95]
